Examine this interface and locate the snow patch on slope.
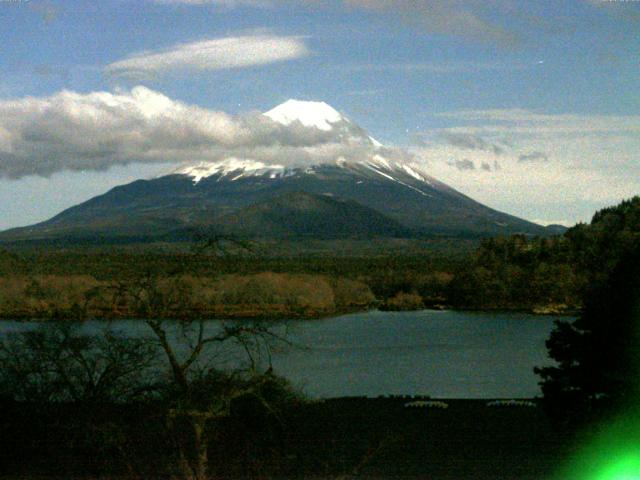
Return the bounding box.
[175,158,285,183]
[402,164,426,182]
[369,136,383,147]
[362,161,433,198]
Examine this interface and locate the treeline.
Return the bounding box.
[0,246,462,279]
[447,196,640,312]
[0,272,376,320]
[0,267,456,320]
[0,248,460,319]
[533,198,640,426]
[1,196,638,318]
[446,235,583,313]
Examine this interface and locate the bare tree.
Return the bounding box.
[103,237,295,480]
[0,322,158,403]
[144,316,291,480]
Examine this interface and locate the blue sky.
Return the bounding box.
[1,0,639,229]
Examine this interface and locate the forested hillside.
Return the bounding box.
[0,197,638,319]
[446,196,640,312]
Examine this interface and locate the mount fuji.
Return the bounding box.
[0,100,552,245]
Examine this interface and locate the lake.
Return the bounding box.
[0,309,560,399]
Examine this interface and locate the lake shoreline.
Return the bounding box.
[0,304,577,322]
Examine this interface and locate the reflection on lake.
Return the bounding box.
[0,309,560,398]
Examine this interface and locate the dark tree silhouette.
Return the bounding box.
[0,323,158,403]
[535,245,640,423]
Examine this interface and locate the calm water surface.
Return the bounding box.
[0,309,560,399]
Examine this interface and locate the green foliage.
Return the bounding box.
[534,197,640,424]
[447,197,640,312]
[535,246,640,423]
[381,291,425,311]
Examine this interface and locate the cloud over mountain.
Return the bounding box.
[0,87,409,179]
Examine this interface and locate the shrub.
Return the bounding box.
[382,291,424,311]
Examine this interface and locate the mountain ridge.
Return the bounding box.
[0,99,561,245]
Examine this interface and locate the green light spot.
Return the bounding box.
[594,455,640,480]
[557,409,640,480]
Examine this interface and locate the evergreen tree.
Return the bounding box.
[535,245,640,423]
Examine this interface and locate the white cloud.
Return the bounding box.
[105,34,309,78]
[0,86,402,179]
[411,108,640,224]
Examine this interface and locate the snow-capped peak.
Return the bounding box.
[264,99,345,131]
[169,100,435,187]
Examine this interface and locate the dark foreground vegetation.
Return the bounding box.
[536,228,640,426]
[0,318,573,480]
[1,196,639,319]
[0,197,639,479]
[529,199,640,480]
[0,396,575,480]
